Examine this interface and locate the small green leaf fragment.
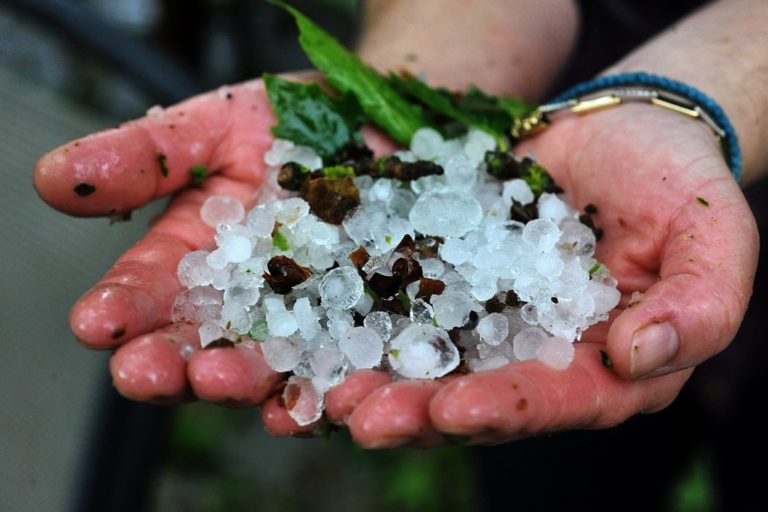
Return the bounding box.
[322,165,355,179]
[272,230,290,251]
[588,263,602,278]
[389,348,401,358]
[157,152,169,177]
[600,350,613,368]
[395,290,412,311]
[385,235,393,244]
[189,164,208,186]
[248,320,270,341]
[696,196,709,207]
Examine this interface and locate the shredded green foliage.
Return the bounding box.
[272,230,290,251]
[264,73,363,159]
[189,164,208,186]
[395,290,412,311]
[270,0,428,146]
[588,262,602,278]
[322,165,355,179]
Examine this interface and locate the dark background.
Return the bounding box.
[0,1,765,511]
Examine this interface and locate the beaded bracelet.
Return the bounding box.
[511,72,741,181]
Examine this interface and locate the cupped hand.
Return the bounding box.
[318,104,758,448]
[35,80,291,406]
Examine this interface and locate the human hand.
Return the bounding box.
[34,80,294,407]
[275,104,757,447]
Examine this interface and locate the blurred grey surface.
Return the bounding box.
[0,67,165,510]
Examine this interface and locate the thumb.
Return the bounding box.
[607,179,758,379]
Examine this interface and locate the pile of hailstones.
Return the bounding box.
[173,127,621,426]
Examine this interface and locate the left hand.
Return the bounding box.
[277,104,758,447]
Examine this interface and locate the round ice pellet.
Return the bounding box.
[319,266,364,310]
[522,218,561,251]
[409,190,483,238]
[339,327,384,369]
[476,313,509,346]
[261,336,301,372]
[200,195,245,227]
[535,336,574,369]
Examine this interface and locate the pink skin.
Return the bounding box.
[35,80,758,446]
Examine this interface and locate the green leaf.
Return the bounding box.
[520,160,556,197]
[264,73,363,159]
[322,164,355,179]
[270,0,429,145]
[272,230,290,251]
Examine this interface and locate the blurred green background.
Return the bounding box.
[1,1,765,511]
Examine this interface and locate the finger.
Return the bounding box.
[607,175,759,379]
[325,370,393,425]
[187,341,283,407]
[261,394,324,438]
[347,380,447,449]
[34,80,274,216]
[429,343,690,445]
[109,323,198,404]
[70,176,254,349]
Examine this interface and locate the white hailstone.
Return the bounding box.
[343,204,414,256]
[410,298,435,324]
[326,309,354,340]
[200,195,245,228]
[463,128,496,163]
[512,327,549,361]
[476,313,509,346]
[410,127,444,160]
[388,324,459,379]
[522,218,561,251]
[587,278,622,317]
[292,297,320,340]
[219,234,252,263]
[223,280,260,308]
[419,258,445,279]
[261,336,301,372]
[502,179,535,206]
[535,336,575,369]
[264,297,298,337]
[282,376,324,426]
[198,320,225,348]
[409,190,483,238]
[177,250,214,287]
[443,154,477,192]
[264,139,294,167]
[354,292,374,316]
[284,145,322,171]
[319,266,364,310]
[273,197,310,225]
[310,347,348,393]
[439,238,474,265]
[363,311,393,341]
[534,252,565,279]
[246,205,276,238]
[205,248,229,270]
[339,327,384,369]
[558,219,596,256]
[369,178,394,203]
[431,290,475,329]
[537,193,572,225]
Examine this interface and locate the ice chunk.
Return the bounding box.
[200,195,245,228]
[198,320,225,348]
[388,324,459,379]
[476,313,509,346]
[219,235,253,263]
[339,327,384,369]
[502,179,534,206]
[283,375,324,426]
[431,290,475,329]
[410,298,435,324]
[443,154,476,192]
[537,193,572,224]
[536,336,575,369]
[293,297,320,340]
[274,197,310,225]
[419,258,445,279]
[522,218,561,251]
[246,205,276,238]
[513,327,548,361]
[410,127,444,160]
[534,252,565,278]
[343,204,414,256]
[326,309,354,340]
[363,311,393,341]
[261,336,301,372]
[264,297,298,337]
[439,238,474,265]
[463,128,496,163]
[409,190,483,238]
[310,347,348,392]
[177,250,214,287]
[319,266,364,310]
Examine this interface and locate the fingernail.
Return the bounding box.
[630,322,679,379]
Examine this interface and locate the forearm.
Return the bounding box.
[605,0,768,184]
[357,0,580,101]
